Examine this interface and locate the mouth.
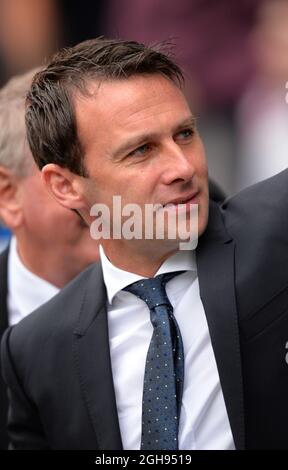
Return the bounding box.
[163,191,199,208]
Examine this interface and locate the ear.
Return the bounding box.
[0,166,23,229]
[41,163,87,211]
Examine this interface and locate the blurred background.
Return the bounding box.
[1,0,288,248]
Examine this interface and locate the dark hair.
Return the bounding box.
[25,37,184,176]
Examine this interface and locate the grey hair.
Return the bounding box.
[0,68,41,177]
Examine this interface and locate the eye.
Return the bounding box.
[128,143,152,158]
[175,127,194,141]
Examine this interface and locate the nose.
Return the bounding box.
[161,140,195,185]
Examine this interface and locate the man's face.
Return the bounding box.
[75,74,209,254]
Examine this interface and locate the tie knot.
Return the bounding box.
[123,271,184,310]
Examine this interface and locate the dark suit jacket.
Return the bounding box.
[1,171,288,449]
[0,247,9,449]
[222,168,288,449]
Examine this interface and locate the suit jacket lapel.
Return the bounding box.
[196,202,245,450]
[73,262,123,450]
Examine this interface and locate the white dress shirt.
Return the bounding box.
[7,236,59,326]
[99,245,235,450]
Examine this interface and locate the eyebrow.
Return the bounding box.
[111,115,196,159]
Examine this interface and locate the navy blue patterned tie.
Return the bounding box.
[124,271,185,450]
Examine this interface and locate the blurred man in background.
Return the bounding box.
[0,69,99,448]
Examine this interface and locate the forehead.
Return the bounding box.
[74,75,191,152]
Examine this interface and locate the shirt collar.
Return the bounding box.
[8,236,59,323]
[99,244,197,305]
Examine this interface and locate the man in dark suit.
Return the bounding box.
[1,38,287,450]
[0,69,100,449]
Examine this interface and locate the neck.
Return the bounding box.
[16,237,83,289]
[102,240,179,277]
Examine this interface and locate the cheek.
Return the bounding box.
[117,173,155,205]
[95,172,150,203]
[195,148,209,185]
[195,140,208,171]
[85,159,166,210]
[201,162,209,184]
